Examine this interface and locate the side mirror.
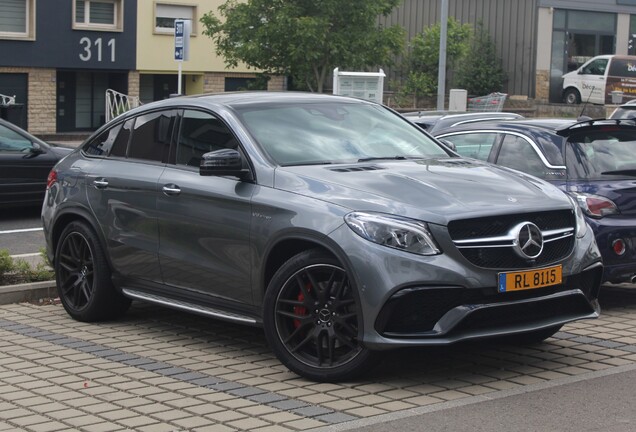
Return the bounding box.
[439,139,456,152]
[25,142,45,158]
[200,148,251,179]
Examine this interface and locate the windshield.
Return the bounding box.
[565,129,636,180]
[235,101,449,166]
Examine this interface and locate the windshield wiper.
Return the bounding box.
[600,169,636,177]
[357,156,414,162]
[281,161,333,167]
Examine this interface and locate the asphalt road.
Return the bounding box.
[0,205,44,255]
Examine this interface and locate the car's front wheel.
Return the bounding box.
[55,221,131,322]
[563,88,581,104]
[263,249,375,382]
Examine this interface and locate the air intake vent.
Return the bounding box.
[330,165,384,173]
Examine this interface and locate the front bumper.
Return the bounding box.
[329,220,602,350]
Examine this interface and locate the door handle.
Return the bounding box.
[162,184,181,196]
[93,179,109,189]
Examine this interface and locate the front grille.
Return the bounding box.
[448,210,576,269]
[448,210,574,239]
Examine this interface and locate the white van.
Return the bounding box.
[562,55,636,105]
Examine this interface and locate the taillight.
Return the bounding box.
[46,169,58,190]
[572,193,619,218]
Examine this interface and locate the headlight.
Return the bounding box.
[566,194,589,238]
[344,212,440,255]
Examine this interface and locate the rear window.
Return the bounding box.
[565,129,636,180]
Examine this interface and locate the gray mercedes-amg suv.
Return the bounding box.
[43,92,603,382]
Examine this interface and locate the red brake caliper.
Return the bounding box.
[293,283,311,328]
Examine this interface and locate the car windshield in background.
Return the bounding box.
[566,129,636,180]
[236,102,449,166]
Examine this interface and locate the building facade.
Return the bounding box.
[0,0,283,136]
[382,0,636,103]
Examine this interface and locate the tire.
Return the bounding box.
[55,221,131,322]
[263,249,375,382]
[499,325,563,345]
[563,88,581,105]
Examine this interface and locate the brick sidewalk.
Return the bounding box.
[0,286,635,431]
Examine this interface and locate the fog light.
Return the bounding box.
[612,239,626,256]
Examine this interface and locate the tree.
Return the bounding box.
[402,18,471,99]
[201,0,405,93]
[455,23,507,96]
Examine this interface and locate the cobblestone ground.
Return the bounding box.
[0,286,635,432]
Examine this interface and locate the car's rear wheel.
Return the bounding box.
[563,88,581,104]
[263,249,375,382]
[55,221,130,322]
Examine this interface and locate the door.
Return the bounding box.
[156,109,255,304]
[85,110,176,283]
[0,124,57,205]
[578,58,609,104]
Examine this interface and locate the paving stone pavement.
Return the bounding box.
[0,285,635,431]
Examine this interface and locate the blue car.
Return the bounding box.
[436,118,636,284]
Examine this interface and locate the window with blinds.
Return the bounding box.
[155,4,196,34]
[0,0,34,40]
[74,0,122,31]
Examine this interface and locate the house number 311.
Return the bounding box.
[79,37,116,62]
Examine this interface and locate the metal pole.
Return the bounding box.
[437,0,448,111]
[178,62,183,95]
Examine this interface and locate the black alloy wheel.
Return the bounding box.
[264,249,374,382]
[55,221,130,322]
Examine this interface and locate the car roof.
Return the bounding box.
[402,111,523,131]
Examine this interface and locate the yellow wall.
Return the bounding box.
[136,0,252,74]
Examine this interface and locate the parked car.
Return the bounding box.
[435,118,636,284]
[43,93,602,381]
[562,54,636,105]
[402,110,523,132]
[0,118,73,207]
[609,99,636,119]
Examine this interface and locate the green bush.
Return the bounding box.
[0,248,54,285]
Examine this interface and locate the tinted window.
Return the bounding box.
[566,129,636,180]
[110,119,133,157]
[176,110,237,167]
[608,59,636,78]
[496,135,549,178]
[84,123,122,156]
[442,133,498,160]
[129,110,176,162]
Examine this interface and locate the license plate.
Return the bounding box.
[498,265,562,293]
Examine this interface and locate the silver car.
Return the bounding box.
[43,92,602,382]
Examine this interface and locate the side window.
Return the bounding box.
[0,124,33,152]
[110,118,133,157]
[496,135,547,178]
[442,133,498,160]
[128,110,177,162]
[84,123,122,156]
[176,110,238,167]
[582,59,608,75]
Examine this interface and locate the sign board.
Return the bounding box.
[333,68,385,104]
[174,19,191,61]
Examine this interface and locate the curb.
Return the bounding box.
[0,281,57,305]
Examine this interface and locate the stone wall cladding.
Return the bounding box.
[535,69,550,102]
[0,67,56,135]
[267,76,286,91]
[128,71,140,99]
[202,72,289,93]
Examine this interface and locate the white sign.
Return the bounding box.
[333,68,385,104]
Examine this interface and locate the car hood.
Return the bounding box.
[562,70,578,80]
[274,158,572,225]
